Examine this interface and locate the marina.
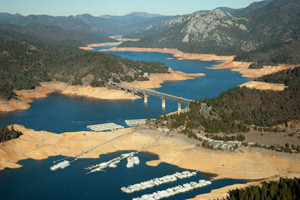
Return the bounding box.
[132,179,212,200]
[87,123,124,132]
[85,152,138,174]
[50,160,70,171]
[121,171,198,194]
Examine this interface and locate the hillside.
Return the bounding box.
[0,34,168,100]
[0,24,114,46]
[121,0,300,64]
[234,0,300,66]
[0,12,173,37]
[156,67,300,134]
[121,9,257,55]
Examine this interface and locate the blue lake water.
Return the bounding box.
[0,151,246,200]
[0,48,250,133]
[0,47,250,199]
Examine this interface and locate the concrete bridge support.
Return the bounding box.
[162,98,166,108]
[178,102,181,111]
[144,95,148,104]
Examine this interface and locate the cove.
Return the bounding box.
[0,151,246,200]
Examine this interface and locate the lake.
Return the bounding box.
[0,47,250,200]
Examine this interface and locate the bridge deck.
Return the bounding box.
[109,82,193,104]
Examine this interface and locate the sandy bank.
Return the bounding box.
[79,42,122,50]
[240,81,286,91]
[109,35,140,42]
[1,125,300,199]
[100,47,232,62]
[0,69,204,112]
[211,61,296,78]
[0,82,133,112]
[128,69,205,89]
[1,126,299,180]
[98,46,297,79]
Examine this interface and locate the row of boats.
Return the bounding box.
[121,171,197,194]
[127,156,140,168]
[85,152,138,174]
[50,160,70,171]
[132,179,212,200]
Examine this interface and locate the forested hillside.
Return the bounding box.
[0,24,115,46]
[226,178,300,200]
[121,0,300,65]
[0,33,168,100]
[156,67,300,133]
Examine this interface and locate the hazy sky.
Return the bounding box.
[1,0,260,16]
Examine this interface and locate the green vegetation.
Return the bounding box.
[249,142,300,154]
[256,67,300,91]
[225,178,300,200]
[0,125,23,143]
[206,134,245,142]
[0,24,115,46]
[122,0,300,65]
[234,40,300,66]
[156,67,300,134]
[0,34,168,100]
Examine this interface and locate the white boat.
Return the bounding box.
[126,157,134,168]
[133,156,140,165]
[50,160,70,171]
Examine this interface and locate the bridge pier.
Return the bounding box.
[178,102,181,111]
[162,99,166,108]
[131,91,135,99]
[144,95,148,104]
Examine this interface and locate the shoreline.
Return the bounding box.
[93,46,296,79]
[1,125,299,199]
[240,81,287,91]
[0,69,204,112]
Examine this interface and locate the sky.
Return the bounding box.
[0,0,260,16]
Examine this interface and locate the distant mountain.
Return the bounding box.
[0,12,172,37]
[102,12,163,23]
[0,13,22,21]
[234,0,300,65]
[0,24,114,46]
[121,9,258,55]
[0,14,118,36]
[231,0,273,17]
[122,0,300,63]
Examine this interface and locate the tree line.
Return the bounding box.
[155,67,300,134]
[0,37,169,100]
[0,125,23,143]
[224,178,300,200]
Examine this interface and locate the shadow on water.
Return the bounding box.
[0,151,246,200]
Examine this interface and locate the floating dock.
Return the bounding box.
[50,160,70,171]
[125,119,147,127]
[87,123,124,132]
[121,171,197,194]
[85,152,138,174]
[132,179,212,200]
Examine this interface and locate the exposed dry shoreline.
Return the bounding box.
[0,69,204,112]
[240,81,287,91]
[97,46,296,79]
[1,125,300,199]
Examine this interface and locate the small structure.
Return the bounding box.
[87,123,124,132]
[125,119,147,127]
